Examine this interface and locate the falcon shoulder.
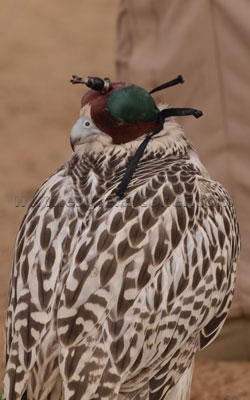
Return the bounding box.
[4,140,239,400]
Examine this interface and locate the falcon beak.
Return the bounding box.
[70,137,75,152]
[70,117,102,151]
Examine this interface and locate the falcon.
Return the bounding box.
[3,75,240,400]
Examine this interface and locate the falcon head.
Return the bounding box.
[70,75,202,197]
[70,76,161,151]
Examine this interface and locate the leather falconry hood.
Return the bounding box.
[70,74,203,198]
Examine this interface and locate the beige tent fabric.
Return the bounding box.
[116,0,250,318]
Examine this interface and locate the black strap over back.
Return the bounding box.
[116,76,203,198]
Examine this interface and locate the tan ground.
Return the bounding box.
[0,1,249,398]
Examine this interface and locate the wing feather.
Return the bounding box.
[4,149,240,399]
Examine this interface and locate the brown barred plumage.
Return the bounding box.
[4,110,240,399]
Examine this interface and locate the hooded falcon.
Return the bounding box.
[4,75,240,400]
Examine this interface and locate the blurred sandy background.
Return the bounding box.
[0,1,249,398]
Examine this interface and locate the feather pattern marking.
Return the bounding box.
[4,118,240,400]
